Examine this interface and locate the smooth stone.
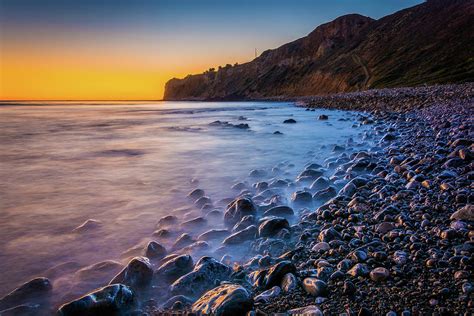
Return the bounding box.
[57,284,135,316]
[310,177,330,191]
[198,229,229,241]
[262,261,296,289]
[450,204,474,221]
[157,215,178,227]
[258,216,290,238]
[312,242,330,252]
[232,215,256,232]
[224,197,257,228]
[254,286,281,303]
[180,217,207,229]
[109,257,153,289]
[223,225,257,245]
[318,115,329,120]
[318,227,341,242]
[162,295,194,309]
[145,241,167,259]
[370,267,390,282]
[72,219,102,233]
[283,119,297,124]
[172,233,194,250]
[191,284,253,316]
[281,273,297,293]
[291,191,313,204]
[0,278,52,311]
[195,196,212,208]
[347,263,369,277]
[302,278,328,296]
[376,222,395,234]
[263,206,294,218]
[188,188,205,199]
[155,254,194,283]
[170,257,232,298]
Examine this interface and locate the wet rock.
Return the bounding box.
[392,250,408,266]
[381,133,397,142]
[283,119,297,124]
[172,233,194,250]
[347,263,369,277]
[281,273,297,293]
[155,254,194,283]
[0,304,42,316]
[195,196,212,208]
[254,286,281,303]
[288,305,323,315]
[318,227,341,242]
[376,222,395,234]
[224,197,257,228]
[310,176,330,191]
[188,188,205,200]
[191,284,253,315]
[302,278,328,296]
[313,186,337,201]
[450,204,474,221]
[72,219,102,233]
[318,115,329,120]
[170,257,232,297]
[312,242,330,252]
[57,284,135,316]
[162,295,194,310]
[258,216,290,238]
[157,215,178,228]
[223,225,257,245]
[291,191,313,204]
[262,261,296,289]
[263,205,294,218]
[232,215,256,232]
[109,257,153,289]
[0,277,52,311]
[198,229,229,241]
[145,241,167,259]
[181,217,207,229]
[370,267,390,282]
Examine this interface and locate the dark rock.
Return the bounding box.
[57,284,135,316]
[109,257,153,289]
[263,206,294,218]
[0,277,52,311]
[170,257,232,297]
[145,241,167,259]
[191,284,253,315]
[302,278,328,296]
[224,197,257,228]
[198,229,229,241]
[258,216,290,238]
[155,254,194,283]
[262,261,296,289]
[223,225,257,245]
[188,188,205,199]
[283,119,297,124]
[291,191,313,204]
[318,115,329,120]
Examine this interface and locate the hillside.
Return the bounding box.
[164,0,474,101]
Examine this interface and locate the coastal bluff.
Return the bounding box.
[164,0,473,101]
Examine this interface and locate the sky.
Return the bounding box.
[0,0,423,100]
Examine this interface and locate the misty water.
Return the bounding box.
[0,101,374,306]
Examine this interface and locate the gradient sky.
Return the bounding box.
[0,0,423,100]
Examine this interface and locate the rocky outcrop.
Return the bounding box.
[164,0,473,100]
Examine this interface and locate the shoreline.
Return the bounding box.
[0,84,472,315]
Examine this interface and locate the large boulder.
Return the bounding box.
[450,204,474,221]
[191,284,253,315]
[155,254,194,283]
[262,206,294,218]
[258,217,290,238]
[224,198,257,228]
[0,277,52,311]
[170,257,232,297]
[262,261,296,289]
[57,284,135,316]
[109,257,153,290]
[223,225,257,245]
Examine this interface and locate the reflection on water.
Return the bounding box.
[0,101,370,305]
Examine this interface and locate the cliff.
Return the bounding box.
[164,0,474,100]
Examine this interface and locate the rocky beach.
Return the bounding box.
[0,83,472,315]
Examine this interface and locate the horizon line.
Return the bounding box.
[0,99,165,102]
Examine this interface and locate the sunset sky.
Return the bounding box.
[0,0,422,100]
